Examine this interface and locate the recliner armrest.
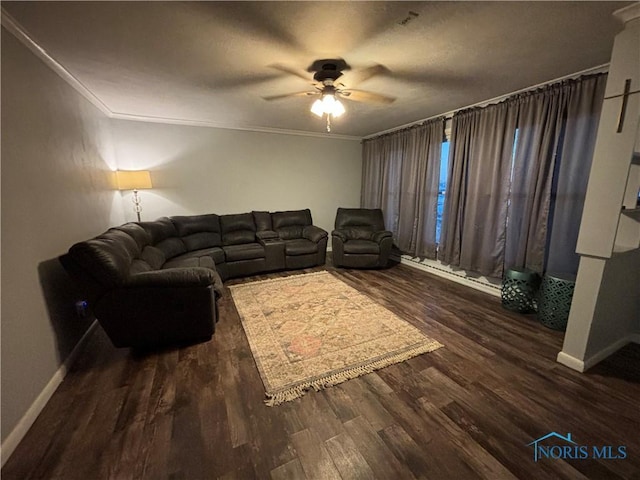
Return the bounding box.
[125,268,217,288]
[256,230,279,240]
[331,229,349,242]
[303,225,328,243]
[372,230,393,243]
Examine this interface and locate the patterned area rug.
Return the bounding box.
[229,271,443,406]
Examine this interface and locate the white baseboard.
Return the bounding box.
[1,320,98,467]
[557,333,639,373]
[556,351,587,372]
[395,255,502,298]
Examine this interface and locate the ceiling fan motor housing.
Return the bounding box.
[308,59,350,83]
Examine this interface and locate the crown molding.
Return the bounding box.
[1,8,112,116]
[614,2,640,24]
[363,63,610,140]
[1,9,362,141]
[109,112,362,140]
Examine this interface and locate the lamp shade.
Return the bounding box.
[115,170,153,190]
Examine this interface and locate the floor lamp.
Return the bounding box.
[115,170,153,222]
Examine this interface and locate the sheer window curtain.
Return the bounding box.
[439,104,518,278]
[361,118,444,258]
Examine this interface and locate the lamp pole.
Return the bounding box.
[132,189,142,222]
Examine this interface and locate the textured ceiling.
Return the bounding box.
[2,1,632,137]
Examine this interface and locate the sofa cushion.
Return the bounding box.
[171,214,222,250]
[129,259,153,275]
[162,254,217,271]
[277,225,304,240]
[114,223,151,250]
[223,243,265,262]
[164,247,225,265]
[252,211,272,231]
[272,209,312,230]
[220,213,256,245]
[155,237,187,260]
[284,239,318,256]
[138,217,178,244]
[140,245,166,269]
[136,218,187,261]
[335,208,385,231]
[343,239,380,255]
[345,228,374,241]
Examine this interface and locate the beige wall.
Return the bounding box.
[1,29,124,444]
[110,120,362,234]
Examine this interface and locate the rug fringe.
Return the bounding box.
[264,341,442,406]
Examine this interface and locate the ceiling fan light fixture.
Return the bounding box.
[311,94,345,118]
[331,99,345,118]
[311,99,324,117]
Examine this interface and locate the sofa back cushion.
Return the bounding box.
[220,213,256,245]
[69,229,140,287]
[138,217,186,260]
[271,209,312,240]
[252,211,272,231]
[171,214,222,251]
[140,245,166,269]
[113,223,151,250]
[335,208,385,231]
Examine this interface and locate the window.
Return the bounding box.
[436,141,449,243]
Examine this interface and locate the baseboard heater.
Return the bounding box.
[392,254,502,298]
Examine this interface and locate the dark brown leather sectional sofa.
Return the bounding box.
[62,209,328,349]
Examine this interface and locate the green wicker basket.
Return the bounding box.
[537,273,576,331]
[501,267,541,313]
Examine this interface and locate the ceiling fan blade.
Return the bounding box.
[268,64,312,82]
[341,89,396,104]
[262,91,318,101]
[342,64,389,86]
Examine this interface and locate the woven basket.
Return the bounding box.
[537,273,576,331]
[501,267,541,313]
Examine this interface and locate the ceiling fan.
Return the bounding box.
[263,59,396,132]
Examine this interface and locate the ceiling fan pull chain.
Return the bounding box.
[326,114,331,132]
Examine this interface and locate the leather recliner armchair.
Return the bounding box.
[332,208,393,268]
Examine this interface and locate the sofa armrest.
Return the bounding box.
[331,229,349,242]
[256,230,279,240]
[372,230,393,243]
[303,225,328,243]
[125,268,219,290]
[95,282,217,348]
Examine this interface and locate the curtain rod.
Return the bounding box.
[363,63,609,140]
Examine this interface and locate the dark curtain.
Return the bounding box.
[441,73,606,278]
[439,103,518,277]
[361,118,444,258]
[504,86,568,273]
[545,74,607,274]
[361,134,403,231]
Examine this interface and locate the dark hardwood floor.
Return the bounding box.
[3,261,640,479]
